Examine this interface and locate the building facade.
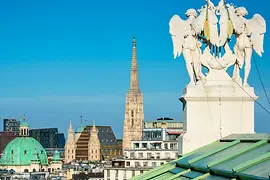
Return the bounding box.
[29,128,65,157]
[123,37,144,150]
[0,131,17,156]
[3,119,20,135]
[65,121,122,163]
[88,121,101,161]
[65,121,76,163]
[75,125,122,161]
[104,118,183,180]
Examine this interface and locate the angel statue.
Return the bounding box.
[169,9,206,87]
[228,6,266,87]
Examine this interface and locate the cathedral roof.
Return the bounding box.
[77,126,120,146]
[0,137,48,166]
[75,125,85,133]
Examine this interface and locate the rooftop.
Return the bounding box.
[131,134,270,180]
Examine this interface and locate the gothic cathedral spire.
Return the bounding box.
[122,37,144,150]
[130,37,139,91]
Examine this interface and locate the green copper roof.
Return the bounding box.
[52,150,61,162]
[131,134,270,180]
[20,121,29,127]
[0,137,48,166]
[75,125,85,133]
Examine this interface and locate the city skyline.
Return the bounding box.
[0,0,270,138]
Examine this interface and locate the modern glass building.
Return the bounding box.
[3,119,20,135]
[29,128,65,157]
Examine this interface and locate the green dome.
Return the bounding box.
[20,121,29,127]
[52,150,61,162]
[0,137,48,166]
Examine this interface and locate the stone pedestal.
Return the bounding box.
[178,70,257,155]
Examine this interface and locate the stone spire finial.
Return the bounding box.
[69,120,72,129]
[92,120,97,133]
[130,37,139,91]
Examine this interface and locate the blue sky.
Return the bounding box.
[0,0,269,138]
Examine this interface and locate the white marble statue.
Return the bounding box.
[229,6,266,87]
[169,9,205,87]
[169,0,266,87]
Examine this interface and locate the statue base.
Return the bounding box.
[178,73,257,155]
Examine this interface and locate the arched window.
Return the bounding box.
[33,169,36,172]
[92,150,94,153]
[24,169,29,172]
[23,129,26,136]
[68,150,69,153]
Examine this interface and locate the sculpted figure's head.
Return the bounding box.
[236,7,248,17]
[206,0,215,10]
[185,9,198,18]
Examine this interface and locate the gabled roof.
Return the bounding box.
[131,134,270,180]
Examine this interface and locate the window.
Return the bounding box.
[11,150,14,154]
[126,161,130,166]
[143,162,148,167]
[164,143,168,150]
[130,152,135,159]
[138,153,143,159]
[147,153,152,159]
[135,162,140,167]
[133,143,139,149]
[131,110,134,117]
[68,150,70,153]
[132,170,135,177]
[165,152,170,159]
[142,143,147,148]
[107,170,110,178]
[152,162,157,167]
[123,170,127,180]
[96,150,97,153]
[156,153,160,159]
[160,162,164,166]
[115,170,119,180]
[24,150,27,155]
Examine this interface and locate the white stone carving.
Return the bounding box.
[169,0,266,155]
[169,0,266,87]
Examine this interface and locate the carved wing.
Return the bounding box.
[219,6,233,46]
[192,6,207,34]
[227,5,245,34]
[206,8,219,46]
[169,15,189,59]
[247,14,266,57]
